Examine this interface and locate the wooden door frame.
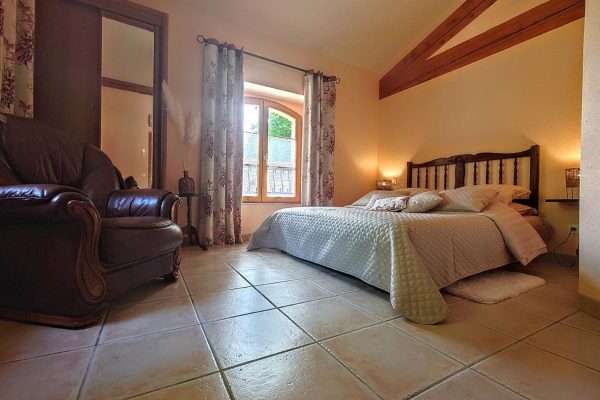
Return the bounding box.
[74,0,168,189]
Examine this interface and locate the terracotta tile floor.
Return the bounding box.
[1,246,599,400]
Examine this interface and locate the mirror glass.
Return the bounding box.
[100,16,155,189]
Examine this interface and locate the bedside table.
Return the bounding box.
[179,193,208,250]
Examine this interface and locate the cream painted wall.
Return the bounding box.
[579,0,600,304]
[132,0,380,237]
[378,21,584,255]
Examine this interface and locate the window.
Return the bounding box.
[243,97,301,203]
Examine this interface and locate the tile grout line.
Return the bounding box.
[388,310,580,399]
[467,368,531,400]
[246,249,477,399]
[444,308,554,341]
[97,322,202,346]
[449,309,594,398]
[121,372,225,400]
[516,309,600,374]
[78,249,590,400]
[181,272,238,400]
[313,340,385,400]
[76,304,111,400]
[203,251,588,385]
[207,249,585,398]
[211,251,386,400]
[0,343,97,366]
[70,247,294,398]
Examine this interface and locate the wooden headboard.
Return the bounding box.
[407,145,540,209]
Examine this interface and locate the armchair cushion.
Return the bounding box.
[100,217,182,266]
[0,184,91,223]
[107,189,179,219]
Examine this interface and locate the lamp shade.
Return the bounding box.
[565,168,580,188]
[377,179,392,190]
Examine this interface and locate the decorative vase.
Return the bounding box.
[178,170,195,195]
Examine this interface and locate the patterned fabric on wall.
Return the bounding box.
[301,73,336,206]
[0,0,34,118]
[199,41,244,246]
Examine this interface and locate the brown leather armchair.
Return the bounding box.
[0,116,183,327]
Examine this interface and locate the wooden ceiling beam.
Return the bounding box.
[379,0,585,99]
[381,0,496,88]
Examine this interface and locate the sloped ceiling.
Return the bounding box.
[195,0,463,76]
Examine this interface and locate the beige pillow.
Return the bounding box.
[394,187,428,196]
[368,196,409,212]
[436,186,499,212]
[402,191,443,213]
[473,184,531,204]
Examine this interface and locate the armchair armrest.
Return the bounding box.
[0,184,91,223]
[106,189,180,220]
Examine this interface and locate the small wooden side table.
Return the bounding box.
[179,193,207,250]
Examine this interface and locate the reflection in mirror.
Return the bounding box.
[100,15,155,188]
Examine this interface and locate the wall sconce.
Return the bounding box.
[377,179,393,190]
[565,167,580,199]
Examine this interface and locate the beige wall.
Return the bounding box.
[580,0,600,304]
[378,21,584,255]
[132,0,380,236]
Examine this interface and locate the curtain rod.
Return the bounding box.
[196,34,340,84]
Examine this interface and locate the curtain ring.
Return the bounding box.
[197,34,206,44]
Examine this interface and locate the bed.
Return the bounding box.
[248,146,548,324]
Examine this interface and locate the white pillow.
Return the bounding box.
[436,186,499,212]
[402,191,443,213]
[472,184,531,204]
[363,193,393,209]
[351,190,398,207]
[368,196,409,212]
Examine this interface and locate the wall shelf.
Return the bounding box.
[545,198,579,203]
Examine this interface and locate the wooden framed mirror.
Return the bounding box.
[91,0,167,189]
[35,0,168,188]
[100,12,157,188]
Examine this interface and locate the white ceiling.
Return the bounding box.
[195,0,463,75]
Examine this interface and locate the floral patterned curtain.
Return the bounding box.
[199,41,243,246]
[301,73,336,206]
[0,0,34,118]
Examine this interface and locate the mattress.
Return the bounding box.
[248,204,547,324]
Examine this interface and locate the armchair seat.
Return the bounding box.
[100,217,182,266]
[0,116,183,327]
